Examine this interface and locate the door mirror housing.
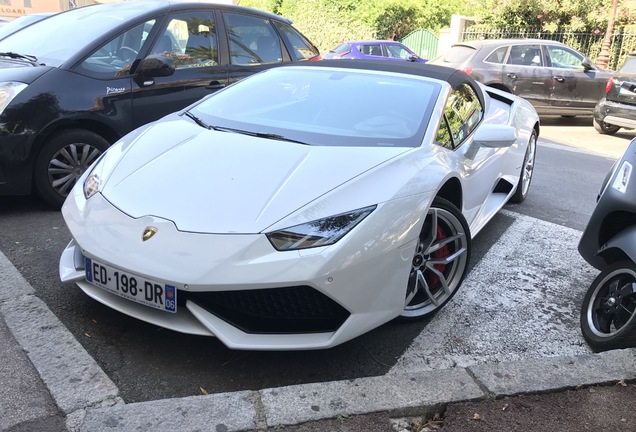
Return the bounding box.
[582,60,595,71]
[136,54,175,79]
[473,123,517,148]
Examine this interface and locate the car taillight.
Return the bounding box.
[310,55,322,61]
[462,67,473,75]
[606,77,614,93]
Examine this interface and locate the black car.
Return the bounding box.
[430,39,612,116]
[593,54,636,135]
[0,0,319,206]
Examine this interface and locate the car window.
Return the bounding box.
[273,21,318,60]
[150,11,218,69]
[80,19,157,78]
[436,45,475,64]
[507,45,542,66]
[360,44,383,57]
[0,2,156,66]
[484,46,508,64]
[224,12,282,65]
[547,45,584,69]
[436,83,483,149]
[620,57,636,74]
[386,44,412,59]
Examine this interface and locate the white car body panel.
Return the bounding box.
[60,64,539,350]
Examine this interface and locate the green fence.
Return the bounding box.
[401,28,439,60]
[461,25,636,70]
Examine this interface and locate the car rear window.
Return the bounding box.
[620,57,636,74]
[436,45,475,64]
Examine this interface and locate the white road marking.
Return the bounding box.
[389,210,598,375]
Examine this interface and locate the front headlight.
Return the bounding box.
[0,81,27,114]
[610,160,632,194]
[266,205,376,251]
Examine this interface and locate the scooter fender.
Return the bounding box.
[599,225,636,264]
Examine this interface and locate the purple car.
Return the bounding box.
[322,40,426,63]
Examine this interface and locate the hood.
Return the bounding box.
[101,116,408,234]
[0,58,52,82]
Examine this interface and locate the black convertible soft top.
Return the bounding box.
[290,59,485,107]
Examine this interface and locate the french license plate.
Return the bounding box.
[85,257,176,313]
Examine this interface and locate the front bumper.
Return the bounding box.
[60,191,424,350]
[594,98,636,129]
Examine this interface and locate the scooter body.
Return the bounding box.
[578,137,636,352]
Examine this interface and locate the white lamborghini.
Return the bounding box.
[60,60,539,350]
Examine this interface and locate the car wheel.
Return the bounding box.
[399,197,471,320]
[509,130,537,204]
[34,129,109,208]
[593,118,620,135]
[580,261,636,352]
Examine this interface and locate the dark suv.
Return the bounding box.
[0,0,318,206]
[430,38,611,116]
[593,53,636,134]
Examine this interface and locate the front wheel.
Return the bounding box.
[580,261,636,352]
[34,129,110,208]
[593,118,620,135]
[399,197,471,320]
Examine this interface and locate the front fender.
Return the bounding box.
[598,225,636,267]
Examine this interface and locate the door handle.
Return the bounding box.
[506,73,517,79]
[206,81,225,90]
[554,76,565,83]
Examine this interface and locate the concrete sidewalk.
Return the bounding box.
[2,248,636,432]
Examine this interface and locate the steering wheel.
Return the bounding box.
[117,46,138,62]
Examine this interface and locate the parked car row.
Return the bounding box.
[0,0,318,207]
[430,38,636,136]
[0,0,632,209]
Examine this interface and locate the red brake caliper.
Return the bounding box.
[426,226,448,289]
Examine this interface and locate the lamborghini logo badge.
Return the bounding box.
[142,227,158,242]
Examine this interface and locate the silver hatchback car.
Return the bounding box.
[430,38,612,116]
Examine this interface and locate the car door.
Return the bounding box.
[435,82,504,227]
[501,44,551,111]
[545,44,608,112]
[131,10,228,128]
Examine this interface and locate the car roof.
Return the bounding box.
[344,40,406,45]
[71,0,292,24]
[290,59,481,96]
[455,38,566,48]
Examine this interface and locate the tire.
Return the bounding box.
[34,129,110,208]
[593,118,620,135]
[399,197,471,320]
[509,130,537,204]
[580,261,636,352]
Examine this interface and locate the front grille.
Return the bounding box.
[182,286,350,334]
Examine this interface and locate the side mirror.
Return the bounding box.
[473,124,517,148]
[582,60,594,71]
[134,54,175,85]
[408,54,419,62]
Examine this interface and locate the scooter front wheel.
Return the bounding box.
[580,261,636,352]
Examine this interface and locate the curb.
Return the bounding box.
[2,250,636,431]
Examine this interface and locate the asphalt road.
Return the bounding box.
[0,116,628,403]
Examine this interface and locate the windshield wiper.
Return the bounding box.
[183,111,211,129]
[0,52,38,64]
[211,126,308,145]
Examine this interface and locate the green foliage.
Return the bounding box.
[474,0,635,33]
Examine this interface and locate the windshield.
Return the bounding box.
[0,3,159,66]
[189,67,440,147]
